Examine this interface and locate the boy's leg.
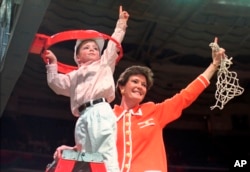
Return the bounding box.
[87,103,120,172]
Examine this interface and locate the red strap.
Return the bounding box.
[89,162,107,172]
[30,30,123,74]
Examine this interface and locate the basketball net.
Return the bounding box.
[209,42,244,110]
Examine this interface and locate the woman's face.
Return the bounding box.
[120,74,147,104]
[76,40,100,64]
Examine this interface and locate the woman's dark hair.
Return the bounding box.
[116,65,154,97]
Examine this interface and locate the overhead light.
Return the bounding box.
[213,0,250,7]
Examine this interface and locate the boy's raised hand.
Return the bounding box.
[42,50,57,65]
[119,5,129,21]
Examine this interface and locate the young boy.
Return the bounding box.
[44,6,129,172]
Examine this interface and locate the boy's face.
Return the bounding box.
[76,40,100,64]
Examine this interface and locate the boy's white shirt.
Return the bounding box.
[46,19,127,117]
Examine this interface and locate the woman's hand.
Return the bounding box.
[211,37,225,67]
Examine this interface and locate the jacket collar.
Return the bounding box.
[114,104,142,121]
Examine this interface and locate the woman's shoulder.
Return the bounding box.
[140,101,156,109]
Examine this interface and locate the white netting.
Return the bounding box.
[209,42,244,110]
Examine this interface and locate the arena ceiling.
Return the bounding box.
[1,0,250,132]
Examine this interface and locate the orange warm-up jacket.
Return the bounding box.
[113,74,210,172]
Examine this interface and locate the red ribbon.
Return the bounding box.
[30,30,123,74]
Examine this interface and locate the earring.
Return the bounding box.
[121,89,125,95]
